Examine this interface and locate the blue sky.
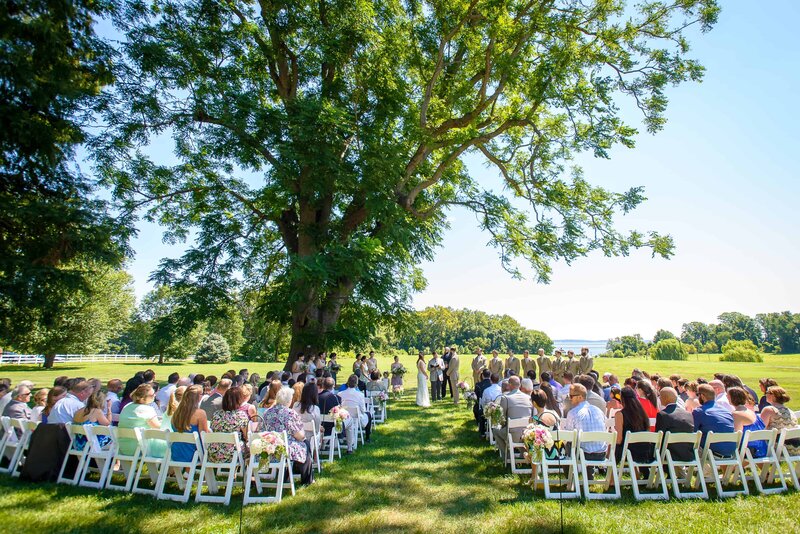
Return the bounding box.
[122,2,800,340]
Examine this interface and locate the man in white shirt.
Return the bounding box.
[480,374,502,408]
[710,380,734,412]
[338,375,373,448]
[155,372,180,410]
[50,380,94,424]
[0,383,11,415]
[106,379,123,416]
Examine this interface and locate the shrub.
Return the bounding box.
[720,340,763,363]
[194,333,231,364]
[651,339,688,361]
[682,342,697,354]
[701,341,719,354]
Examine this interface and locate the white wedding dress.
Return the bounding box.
[416,360,430,407]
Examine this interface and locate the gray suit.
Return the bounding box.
[3,400,32,438]
[495,390,532,461]
[200,392,222,422]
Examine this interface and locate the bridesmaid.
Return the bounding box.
[390,355,404,394]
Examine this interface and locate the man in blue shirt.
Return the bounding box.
[49,380,93,424]
[693,384,736,456]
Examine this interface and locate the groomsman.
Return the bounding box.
[448,348,460,404]
[579,347,592,374]
[536,348,551,379]
[566,351,580,376]
[504,350,521,377]
[471,348,487,385]
[441,346,452,399]
[521,350,537,380]
[551,350,564,382]
[428,351,444,402]
[488,350,503,377]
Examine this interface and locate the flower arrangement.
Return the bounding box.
[327,361,342,372]
[250,431,287,471]
[376,391,389,404]
[457,381,470,393]
[391,386,404,398]
[296,361,308,372]
[391,364,408,376]
[330,405,350,433]
[483,401,504,427]
[465,391,477,409]
[522,423,554,462]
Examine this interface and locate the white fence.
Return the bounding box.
[0,354,145,365]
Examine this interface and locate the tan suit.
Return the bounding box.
[448,353,460,404]
[495,390,533,461]
[552,356,564,381]
[566,357,580,376]
[489,357,503,376]
[471,354,487,384]
[505,356,521,377]
[521,357,537,379]
[537,356,551,377]
[580,355,593,374]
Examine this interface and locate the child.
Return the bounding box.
[381,371,390,391]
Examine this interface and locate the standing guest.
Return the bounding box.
[200,378,232,422]
[72,391,111,449]
[170,385,210,462]
[536,348,551,379]
[260,381,283,412]
[728,387,767,458]
[693,384,736,457]
[305,354,317,376]
[504,350,521,378]
[155,372,180,410]
[635,381,658,431]
[30,388,49,422]
[428,351,444,402]
[613,387,654,469]
[340,375,372,444]
[561,384,608,471]
[358,355,369,393]
[471,348,487,385]
[41,386,67,424]
[294,381,321,434]
[441,347,452,399]
[565,351,580,376]
[49,381,94,424]
[106,379,124,417]
[684,381,701,412]
[521,350,537,382]
[208,387,250,463]
[118,384,166,458]
[390,355,405,393]
[263,387,314,485]
[448,348,461,405]
[758,378,779,412]
[2,385,33,423]
[328,353,340,384]
[760,386,800,455]
[551,351,564,382]
[655,387,695,461]
[709,380,734,412]
[494,376,532,462]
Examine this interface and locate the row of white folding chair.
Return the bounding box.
[366,391,386,424]
[0,417,39,476]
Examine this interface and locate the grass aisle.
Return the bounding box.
[1,390,799,533]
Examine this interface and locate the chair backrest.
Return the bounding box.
[342,402,362,418]
[168,430,201,446]
[111,426,142,454]
[366,391,380,398]
[92,425,114,440]
[742,428,777,450]
[320,414,336,423]
[778,428,800,456]
[664,431,701,446]
[578,431,616,447]
[507,417,529,430]
[0,416,10,433]
[9,418,26,432]
[200,431,239,446]
[140,428,169,457]
[705,431,741,446]
[623,430,662,446]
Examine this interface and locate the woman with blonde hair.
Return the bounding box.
[683,381,701,412]
[760,386,800,455]
[170,384,209,462]
[73,390,112,450]
[161,385,187,429]
[118,383,165,457]
[259,380,282,411]
[291,382,304,408]
[41,386,67,424]
[31,388,49,422]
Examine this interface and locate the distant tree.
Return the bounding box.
[607,334,648,357]
[207,300,245,358]
[720,339,763,363]
[135,286,206,364]
[681,321,712,346]
[717,312,760,345]
[701,340,719,354]
[756,311,800,354]
[195,333,231,364]
[653,329,676,344]
[652,339,688,361]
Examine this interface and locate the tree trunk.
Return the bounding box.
[43,352,56,369]
[282,302,341,371]
[158,353,164,364]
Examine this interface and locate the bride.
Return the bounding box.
[416,352,430,407]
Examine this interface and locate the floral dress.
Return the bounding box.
[768,405,800,455]
[208,410,249,463]
[262,405,307,463]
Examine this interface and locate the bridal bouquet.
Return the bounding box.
[296,361,308,372]
[391,364,408,376]
[457,381,470,394]
[522,423,554,462]
[250,431,287,471]
[327,361,342,372]
[483,401,505,427]
[330,406,350,433]
[465,391,477,409]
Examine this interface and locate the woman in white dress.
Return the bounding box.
[416,353,431,407]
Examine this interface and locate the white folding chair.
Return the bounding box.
[741,428,786,494]
[541,429,581,499]
[702,431,748,498]
[158,431,202,503]
[0,416,9,455]
[303,421,322,473]
[10,420,38,477]
[342,402,366,446]
[506,418,531,474]
[577,431,620,500]
[661,431,707,499]
[78,425,115,489]
[319,415,343,463]
[243,431,294,505]
[774,428,800,490]
[0,416,22,474]
[366,391,386,424]
[57,424,93,485]
[132,428,170,496]
[195,431,244,505]
[617,431,668,500]
[107,427,143,492]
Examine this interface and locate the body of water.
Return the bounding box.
[552,339,608,355]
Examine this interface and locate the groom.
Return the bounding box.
[428,351,443,402]
[447,348,460,404]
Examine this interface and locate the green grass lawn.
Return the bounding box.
[1,354,798,533]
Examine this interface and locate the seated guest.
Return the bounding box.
[2,385,33,421]
[30,388,49,422]
[494,376,533,462]
[200,378,232,422]
[118,384,166,457]
[318,377,350,438]
[722,375,759,409]
[683,381,701,412]
[260,380,283,412]
[294,381,321,434]
[72,390,111,450]
[366,371,387,393]
[238,384,258,422]
[655,387,695,461]
[41,386,67,424]
[0,383,11,414]
[340,375,373,447]
[603,374,619,402]
[291,382,304,409]
[614,387,654,470]
[481,373,502,409]
[561,384,608,470]
[728,387,767,458]
[635,380,658,431]
[49,380,94,424]
[170,385,210,462]
[676,378,690,402]
[693,384,736,457]
[574,375,606,415]
[532,389,560,429]
[760,386,800,455]
[758,378,779,412]
[162,386,186,429]
[263,387,313,485]
[709,380,734,412]
[208,386,250,463]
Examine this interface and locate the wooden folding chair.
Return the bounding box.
[661,431,707,499]
[617,430,668,500]
[107,427,143,492]
[741,428,786,494]
[195,431,244,505]
[702,431,748,498]
[577,431,620,500]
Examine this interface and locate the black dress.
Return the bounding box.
[615,415,655,466]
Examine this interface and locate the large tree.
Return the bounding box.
[97,0,719,368]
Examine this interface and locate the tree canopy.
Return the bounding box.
[91,0,718,363]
